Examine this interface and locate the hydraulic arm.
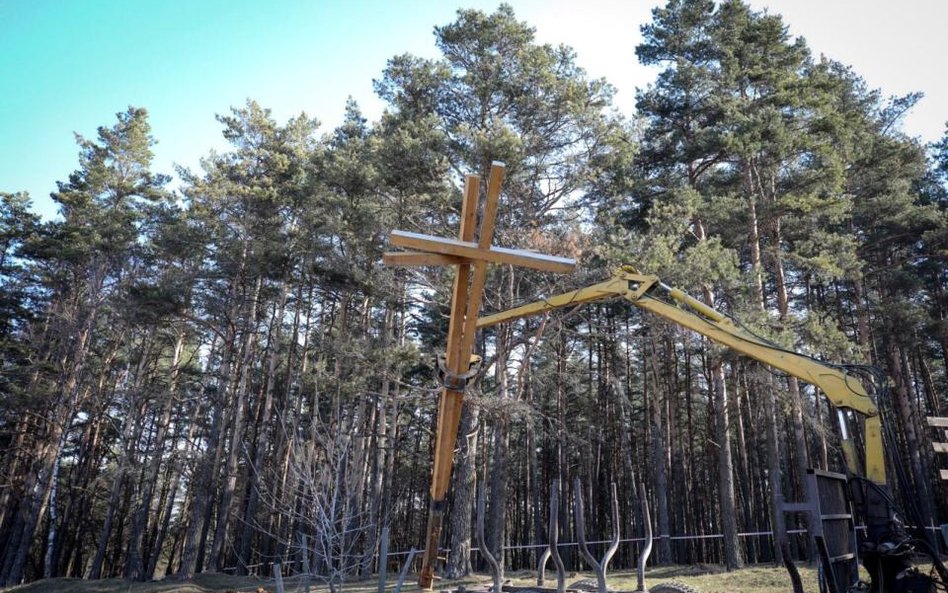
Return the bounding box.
[477,267,885,484]
[478,267,948,592]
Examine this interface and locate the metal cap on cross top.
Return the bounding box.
[382,161,576,588]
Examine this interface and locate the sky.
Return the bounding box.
[1,0,946,220]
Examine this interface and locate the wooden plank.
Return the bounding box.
[477,161,504,249]
[934,442,948,454]
[460,175,479,239]
[941,469,948,481]
[459,162,505,362]
[445,175,480,371]
[383,252,468,266]
[927,417,948,427]
[388,230,576,273]
[432,174,480,501]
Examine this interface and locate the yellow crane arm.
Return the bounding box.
[477,268,885,483]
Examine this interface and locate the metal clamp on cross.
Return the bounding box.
[383,161,575,589]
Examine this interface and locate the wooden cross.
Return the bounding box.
[383,162,575,588]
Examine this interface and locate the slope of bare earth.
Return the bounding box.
[1,565,819,593]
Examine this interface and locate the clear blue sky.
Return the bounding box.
[2,0,945,220]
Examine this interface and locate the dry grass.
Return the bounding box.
[1,565,819,593]
[0,572,269,593]
[505,565,819,593]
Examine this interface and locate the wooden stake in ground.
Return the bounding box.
[383,162,575,588]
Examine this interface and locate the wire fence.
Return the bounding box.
[228,524,948,574]
[381,528,812,557]
[226,527,811,573]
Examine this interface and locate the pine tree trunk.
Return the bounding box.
[486,418,509,572]
[554,333,572,568]
[357,304,392,577]
[88,470,126,579]
[0,416,33,552]
[713,362,743,570]
[147,404,199,578]
[645,334,671,563]
[177,354,229,579]
[444,403,480,578]
[127,329,186,580]
[608,333,638,560]
[886,340,935,527]
[267,279,314,562]
[744,188,788,564]
[237,281,288,574]
[42,439,64,578]
[209,276,263,571]
[58,370,113,579]
[772,217,811,494]
[760,373,786,565]
[688,225,743,569]
[732,373,756,562]
[2,309,96,585]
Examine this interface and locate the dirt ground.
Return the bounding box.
[0,565,820,593]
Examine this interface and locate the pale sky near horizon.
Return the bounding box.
[1,0,945,220]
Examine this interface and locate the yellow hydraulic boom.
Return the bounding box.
[477,267,886,484]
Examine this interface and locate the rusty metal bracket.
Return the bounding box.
[436,353,482,391]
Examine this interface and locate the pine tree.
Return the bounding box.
[0,107,169,585]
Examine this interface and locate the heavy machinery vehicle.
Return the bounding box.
[476,267,948,593]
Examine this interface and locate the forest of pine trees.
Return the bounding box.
[1,1,947,586]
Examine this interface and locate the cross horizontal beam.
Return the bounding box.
[382,252,467,267]
[387,230,575,273]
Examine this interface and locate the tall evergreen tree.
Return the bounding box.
[0,107,169,585]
